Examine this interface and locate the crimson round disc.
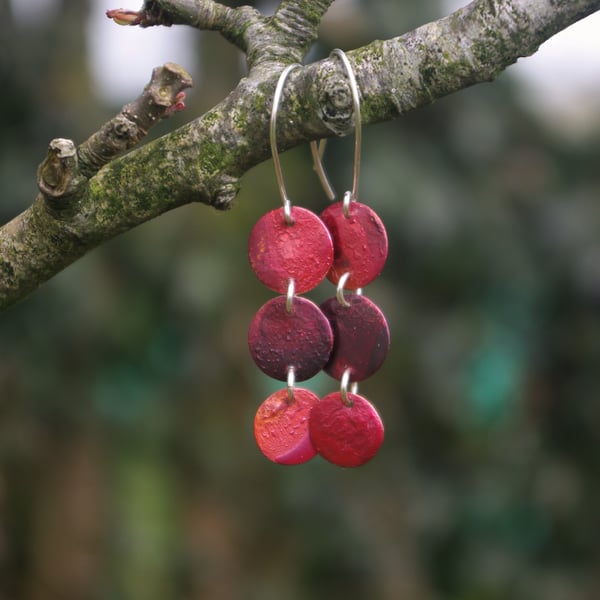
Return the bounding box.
[254,388,319,465]
[248,207,334,294]
[320,201,388,289]
[320,295,390,381]
[309,392,384,467]
[248,296,333,381]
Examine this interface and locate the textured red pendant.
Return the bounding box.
[248,296,334,381]
[248,206,334,294]
[254,388,319,465]
[320,295,390,381]
[309,392,384,467]
[320,201,388,289]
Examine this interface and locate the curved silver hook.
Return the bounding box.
[331,48,362,205]
[310,139,336,201]
[311,48,362,208]
[271,63,302,225]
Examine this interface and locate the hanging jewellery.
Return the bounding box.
[247,64,335,465]
[247,53,392,468]
[307,48,390,468]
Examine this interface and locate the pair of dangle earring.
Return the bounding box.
[247,50,390,468]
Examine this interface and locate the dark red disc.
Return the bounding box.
[320,201,388,289]
[309,392,384,467]
[248,296,333,381]
[248,207,334,294]
[320,295,390,381]
[254,388,319,465]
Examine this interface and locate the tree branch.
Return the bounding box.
[78,62,192,178]
[107,0,336,71]
[1,64,192,308]
[2,0,600,310]
[265,0,335,65]
[351,0,600,124]
[107,1,264,55]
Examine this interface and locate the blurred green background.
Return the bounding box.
[2,1,600,598]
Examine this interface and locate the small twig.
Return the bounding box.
[77,62,192,178]
[36,63,191,217]
[107,1,262,54]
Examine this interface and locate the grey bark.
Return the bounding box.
[1,0,599,310]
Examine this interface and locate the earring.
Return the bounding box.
[308,49,389,468]
[248,53,391,469]
[248,64,334,465]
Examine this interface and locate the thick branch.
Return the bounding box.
[2,0,600,310]
[350,0,600,124]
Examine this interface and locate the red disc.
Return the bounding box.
[309,392,384,467]
[320,201,388,289]
[248,207,334,294]
[254,388,319,465]
[320,295,390,381]
[248,296,333,381]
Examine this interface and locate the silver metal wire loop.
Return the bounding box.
[342,190,352,218]
[287,366,295,403]
[270,63,302,225]
[286,278,295,314]
[310,48,362,210]
[336,272,352,307]
[310,139,336,201]
[331,48,362,206]
[340,368,357,406]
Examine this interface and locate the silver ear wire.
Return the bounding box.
[270,63,302,225]
[310,139,336,201]
[331,48,362,205]
[311,48,362,207]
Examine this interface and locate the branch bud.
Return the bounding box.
[106,9,141,26]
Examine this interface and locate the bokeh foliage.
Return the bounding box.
[1,1,600,598]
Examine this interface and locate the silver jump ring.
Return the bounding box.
[336,272,352,307]
[342,190,352,218]
[270,63,302,226]
[340,368,355,406]
[286,278,295,314]
[287,366,296,403]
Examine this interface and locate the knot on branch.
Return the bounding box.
[77,115,142,178]
[37,139,87,217]
[209,174,240,211]
[317,65,355,136]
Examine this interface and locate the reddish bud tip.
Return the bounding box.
[165,92,187,115]
[106,9,141,26]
